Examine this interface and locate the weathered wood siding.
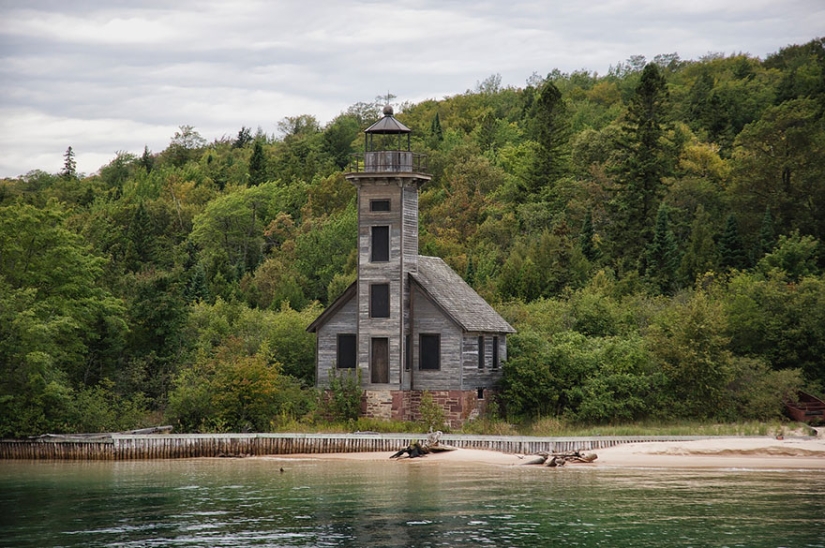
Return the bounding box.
[357,180,404,388]
[460,333,505,390]
[411,284,463,390]
[316,294,358,386]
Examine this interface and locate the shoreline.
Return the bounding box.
[267,435,825,470]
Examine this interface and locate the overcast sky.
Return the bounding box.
[0,0,822,178]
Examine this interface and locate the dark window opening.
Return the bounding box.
[492,336,500,369]
[478,336,485,369]
[405,334,411,371]
[337,334,356,369]
[370,284,390,318]
[477,387,484,400]
[371,337,389,383]
[371,225,389,262]
[371,199,391,212]
[419,334,440,370]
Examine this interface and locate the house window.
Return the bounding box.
[371,225,389,262]
[477,387,484,400]
[337,334,356,369]
[370,199,391,212]
[405,334,411,371]
[370,283,389,318]
[419,334,440,370]
[492,336,500,369]
[371,337,389,384]
[478,336,485,369]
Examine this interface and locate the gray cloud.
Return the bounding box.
[1,0,822,177]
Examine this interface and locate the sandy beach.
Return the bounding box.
[271,434,825,469]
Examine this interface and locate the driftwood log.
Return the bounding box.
[521,450,598,467]
[390,431,457,459]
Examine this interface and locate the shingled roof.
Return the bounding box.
[411,256,516,334]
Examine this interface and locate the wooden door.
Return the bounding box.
[371,338,389,384]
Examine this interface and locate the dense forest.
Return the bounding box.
[2,39,824,437]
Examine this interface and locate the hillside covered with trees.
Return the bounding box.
[2,39,824,437]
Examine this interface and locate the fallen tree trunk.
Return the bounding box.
[390,431,456,459]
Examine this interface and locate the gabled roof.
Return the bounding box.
[412,256,516,334]
[306,281,356,333]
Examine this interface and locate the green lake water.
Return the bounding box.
[1,458,823,547]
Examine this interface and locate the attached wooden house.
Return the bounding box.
[307,106,515,426]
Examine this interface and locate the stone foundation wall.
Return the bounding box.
[362,389,493,428]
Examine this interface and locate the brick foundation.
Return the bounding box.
[362,389,493,428]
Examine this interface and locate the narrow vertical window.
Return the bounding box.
[477,387,484,400]
[405,334,411,371]
[419,334,440,370]
[492,336,500,369]
[371,225,389,262]
[478,335,485,369]
[370,283,390,318]
[371,337,389,383]
[337,334,356,369]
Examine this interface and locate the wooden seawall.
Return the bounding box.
[0,433,712,460]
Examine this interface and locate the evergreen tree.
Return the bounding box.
[140,146,154,173]
[465,255,476,286]
[644,204,680,293]
[248,139,266,186]
[719,213,747,270]
[234,126,252,149]
[579,209,598,262]
[526,79,570,195]
[678,205,718,284]
[608,63,674,261]
[430,111,443,143]
[125,201,155,270]
[184,264,210,303]
[62,146,77,179]
[758,206,776,257]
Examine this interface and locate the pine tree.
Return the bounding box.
[465,255,476,286]
[608,63,674,261]
[430,112,443,143]
[719,214,747,270]
[579,209,598,262]
[184,264,210,303]
[248,140,266,186]
[61,146,77,179]
[758,207,776,257]
[644,204,680,293]
[678,205,718,285]
[140,146,154,173]
[526,79,570,195]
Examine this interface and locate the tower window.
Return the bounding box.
[371,225,389,262]
[419,334,440,370]
[492,336,500,369]
[370,283,390,318]
[370,199,391,212]
[478,336,485,369]
[337,334,356,369]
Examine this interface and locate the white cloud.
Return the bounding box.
[0,0,822,177]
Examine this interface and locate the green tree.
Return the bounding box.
[719,213,747,270]
[608,63,674,261]
[61,146,77,179]
[678,204,718,284]
[248,139,267,186]
[729,98,825,241]
[526,80,571,196]
[644,204,680,293]
[758,207,776,257]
